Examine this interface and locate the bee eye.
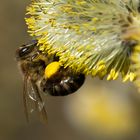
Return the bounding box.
[16,46,33,59]
[16,41,37,60]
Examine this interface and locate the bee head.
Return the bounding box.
[16,40,37,60]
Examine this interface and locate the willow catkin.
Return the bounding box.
[25,0,140,84]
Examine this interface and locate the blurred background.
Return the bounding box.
[1,0,140,140]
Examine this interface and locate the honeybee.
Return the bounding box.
[16,40,85,122]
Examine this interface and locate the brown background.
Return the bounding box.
[1,1,140,140]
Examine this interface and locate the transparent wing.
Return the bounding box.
[23,75,47,123]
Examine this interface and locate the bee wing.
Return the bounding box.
[23,75,47,123]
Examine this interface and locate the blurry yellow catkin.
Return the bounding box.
[25,0,140,84]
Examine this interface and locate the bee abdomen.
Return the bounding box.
[40,74,85,96]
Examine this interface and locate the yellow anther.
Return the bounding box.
[92,69,98,76]
[25,17,35,25]
[122,72,136,82]
[97,60,105,66]
[45,61,61,79]
[107,69,117,81]
[92,17,98,22]
[107,74,112,81]
[113,72,119,80]
[122,74,130,82]
[76,0,86,5]
[98,69,107,79]
[61,5,72,13]
[98,65,106,71]
[97,64,107,78]
[49,18,56,27]
[39,45,45,51]
[129,72,136,82]
[26,6,36,14]
[71,25,80,31]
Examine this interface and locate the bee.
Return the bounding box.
[16,40,85,122]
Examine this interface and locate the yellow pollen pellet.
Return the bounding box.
[45,61,61,79]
